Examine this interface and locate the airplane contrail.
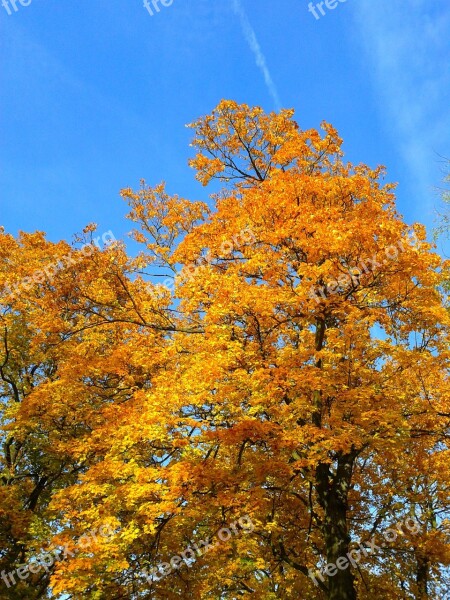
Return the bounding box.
[232,0,282,111]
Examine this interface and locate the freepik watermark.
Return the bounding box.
[143,0,174,17]
[1,523,115,589]
[146,227,256,299]
[141,514,255,582]
[308,0,348,20]
[308,516,421,587]
[1,0,31,15]
[308,232,421,304]
[0,229,116,304]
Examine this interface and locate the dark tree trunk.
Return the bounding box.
[312,319,357,599]
[416,551,429,599]
[316,454,357,600]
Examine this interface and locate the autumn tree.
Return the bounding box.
[1,102,449,600]
[0,228,139,598]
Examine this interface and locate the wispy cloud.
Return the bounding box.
[354,0,450,215]
[232,0,282,111]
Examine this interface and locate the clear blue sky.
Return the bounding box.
[1,0,449,249]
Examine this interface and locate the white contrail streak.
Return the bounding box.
[232,0,282,111]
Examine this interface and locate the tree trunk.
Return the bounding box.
[312,319,357,599]
[416,551,429,599]
[316,454,357,600]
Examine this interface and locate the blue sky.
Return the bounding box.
[1,0,449,250]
